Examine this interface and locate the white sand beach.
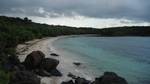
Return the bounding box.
[16,36,93,84]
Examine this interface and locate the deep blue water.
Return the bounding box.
[54,36,150,84]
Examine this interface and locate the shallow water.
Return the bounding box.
[53,36,150,84]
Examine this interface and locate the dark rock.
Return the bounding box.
[50,53,59,57]
[73,62,81,66]
[61,80,74,84]
[9,71,40,84]
[13,65,20,71]
[62,72,127,84]
[40,58,59,71]
[23,51,45,70]
[35,68,62,77]
[11,64,26,72]
[67,72,77,79]
[34,69,51,77]
[61,76,90,84]
[49,69,62,76]
[40,58,62,76]
[92,72,128,84]
[17,64,26,71]
[65,73,91,84]
[75,77,91,84]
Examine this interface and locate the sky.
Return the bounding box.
[0,0,150,28]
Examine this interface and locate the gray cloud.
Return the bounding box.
[0,0,149,21]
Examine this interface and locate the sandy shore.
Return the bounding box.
[16,35,92,84]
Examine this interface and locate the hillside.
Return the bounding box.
[100,26,150,36]
[0,16,101,58]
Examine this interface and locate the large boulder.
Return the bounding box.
[40,58,62,76]
[23,51,45,70]
[92,72,128,84]
[40,58,59,71]
[9,71,40,84]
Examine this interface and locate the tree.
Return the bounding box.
[24,17,32,22]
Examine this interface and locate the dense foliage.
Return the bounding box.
[100,26,150,36]
[0,16,100,59]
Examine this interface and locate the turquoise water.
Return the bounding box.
[54,36,150,84]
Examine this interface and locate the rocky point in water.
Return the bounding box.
[7,50,128,84]
[92,72,128,84]
[61,72,128,84]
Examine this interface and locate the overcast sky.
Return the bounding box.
[0,0,150,28]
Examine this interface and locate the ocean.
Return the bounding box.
[53,36,150,84]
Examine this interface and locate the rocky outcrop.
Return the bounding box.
[7,51,127,84]
[23,51,45,70]
[40,58,59,70]
[62,73,91,84]
[6,55,41,84]
[61,72,128,84]
[92,72,128,84]
[40,58,62,76]
[22,51,62,77]
[61,77,90,84]
[75,77,91,84]
[9,71,40,84]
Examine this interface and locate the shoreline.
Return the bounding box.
[15,35,130,84]
[16,35,93,84]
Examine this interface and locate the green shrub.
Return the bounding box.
[0,67,10,84]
